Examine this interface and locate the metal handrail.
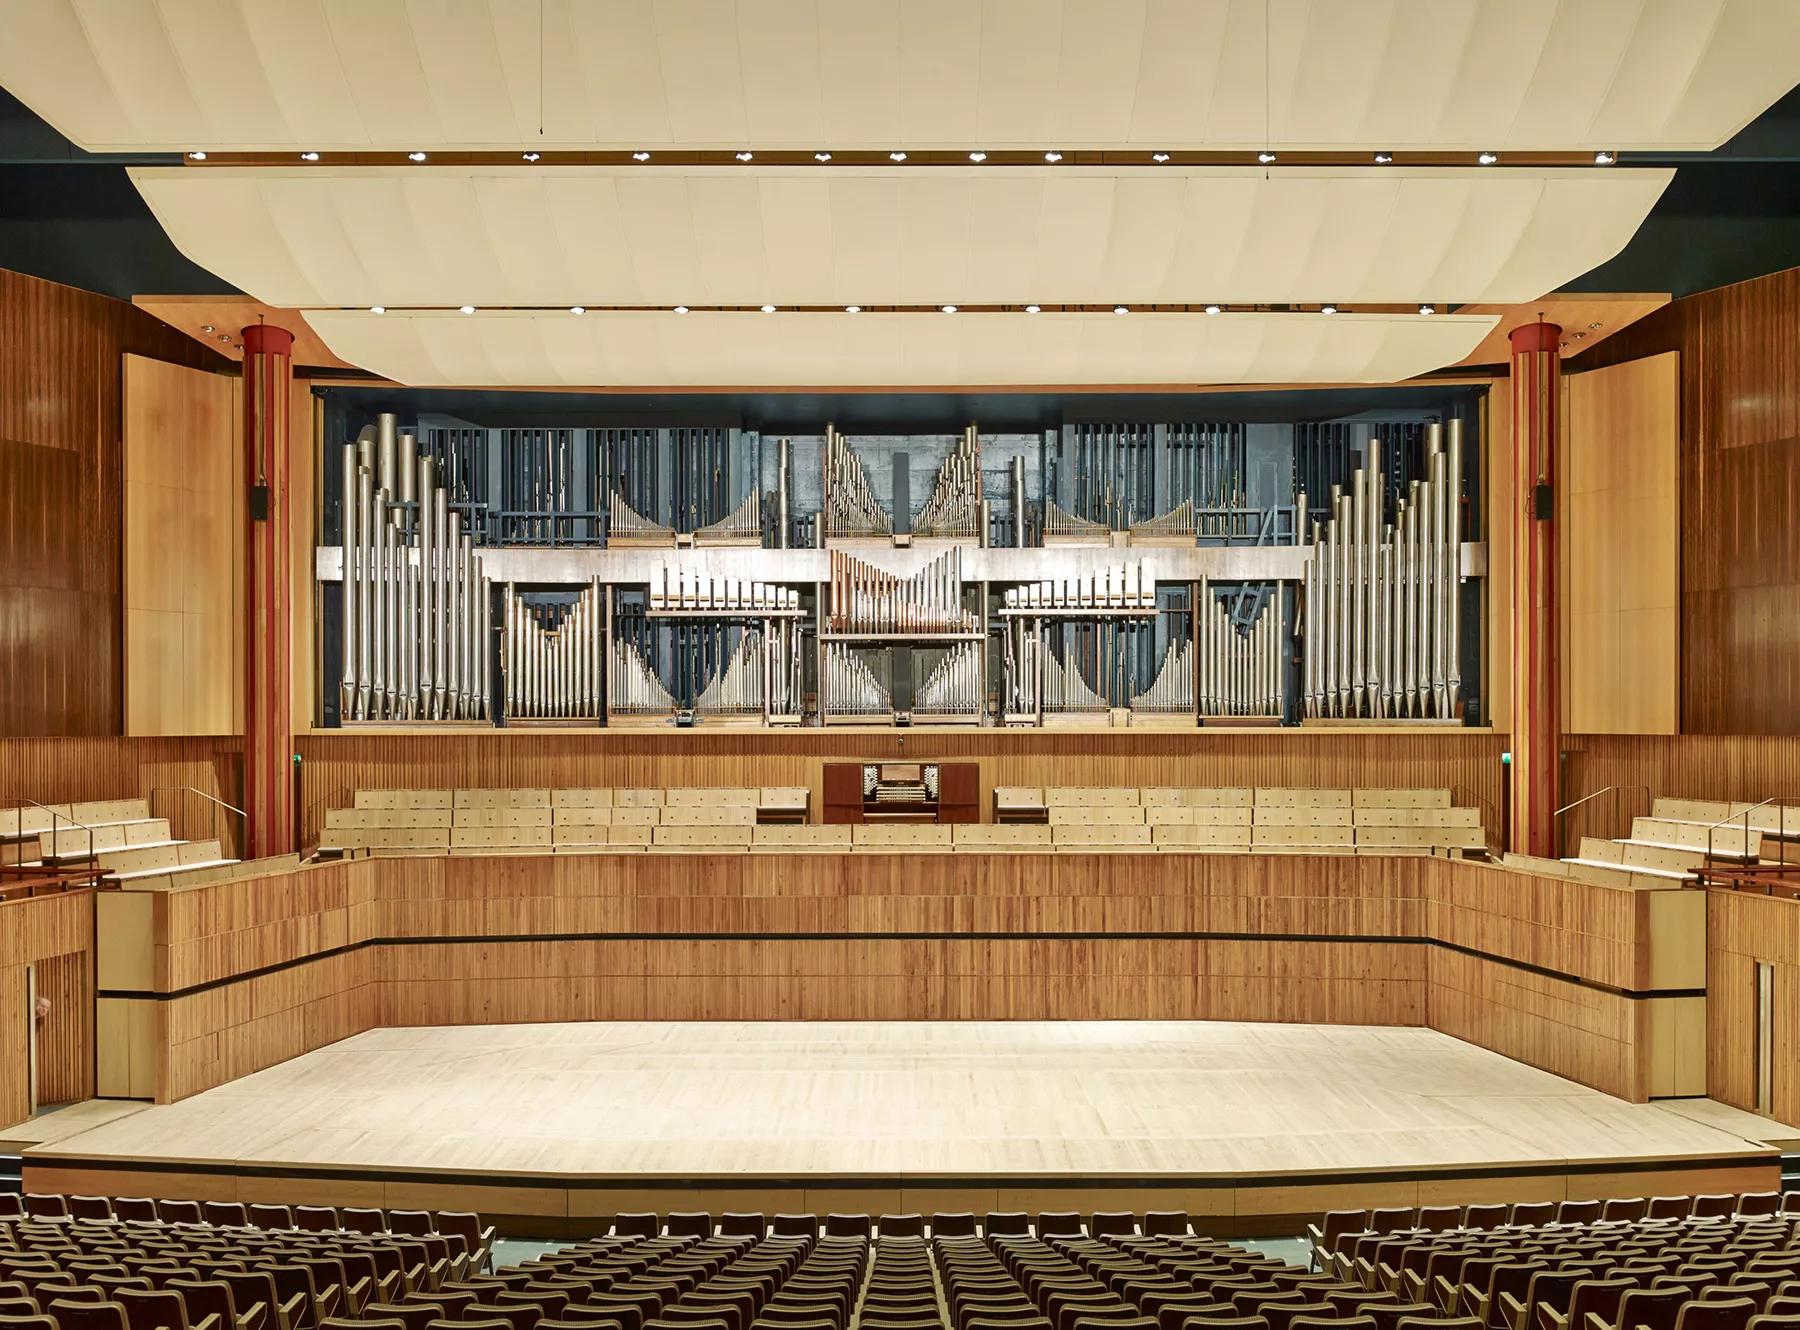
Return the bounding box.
[6,797,99,889]
[1451,785,1503,855]
[1699,795,1800,864]
[1552,784,1651,859]
[150,786,247,855]
[302,784,357,857]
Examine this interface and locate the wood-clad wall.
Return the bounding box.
[295,729,1510,845]
[1575,264,1800,735]
[1560,353,1679,735]
[1560,734,1800,844]
[0,891,95,1130]
[124,355,244,736]
[101,853,1694,1107]
[0,267,227,736]
[1706,890,1799,1125]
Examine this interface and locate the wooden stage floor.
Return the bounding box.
[27,1021,1781,1236]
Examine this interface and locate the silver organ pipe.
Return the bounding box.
[1301,424,1462,720]
[828,548,974,634]
[1196,584,1281,717]
[1130,632,1194,714]
[609,638,677,716]
[693,488,761,545]
[914,426,983,539]
[823,424,892,539]
[505,580,604,720]
[338,419,492,723]
[695,628,765,716]
[1041,645,1108,716]
[915,641,984,719]
[821,642,891,719]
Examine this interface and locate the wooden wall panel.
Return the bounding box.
[1577,265,1800,734]
[1706,889,1800,1126]
[111,853,1677,1106]
[0,267,228,736]
[1561,353,1679,735]
[0,891,95,1130]
[124,354,243,736]
[295,730,1509,846]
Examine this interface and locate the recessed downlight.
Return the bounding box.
[845,305,861,314]
[459,304,476,315]
[187,150,207,161]
[1025,304,1042,314]
[673,305,690,314]
[201,324,215,333]
[522,152,541,162]
[1043,151,1063,163]
[369,306,385,315]
[1373,152,1394,165]
[1258,151,1277,165]
[941,304,958,314]
[1151,152,1171,163]
[1205,304,1222,315]
[1594,150,1616,166]
[1321,304,1338,315]
[300,151,320,161]
[1478,151,1499,166]
[569,306,585,315]
[889,151,908,162]
[761,304,777,313]
[1418,303,1437,316]
[735,151,755,162]
[814,151,833,162]
[408,151,428,162]
[1113,305,1129,315]
[968,151,987,163]
[632,151,652,162]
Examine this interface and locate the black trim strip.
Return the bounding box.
[97,931,1707,1004]
[28,1152,1773,1190]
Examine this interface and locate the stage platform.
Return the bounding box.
[26,1021,1782,1237]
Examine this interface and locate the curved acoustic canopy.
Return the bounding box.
[7,0,1797,153]
[300,308,1498,389]
[129,165,1672,309]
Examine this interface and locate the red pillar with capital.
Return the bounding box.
[242,323,295,857]
[1509,322,1561,857]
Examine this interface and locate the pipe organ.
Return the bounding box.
[319,408,1486,730]
[339,415,492,723]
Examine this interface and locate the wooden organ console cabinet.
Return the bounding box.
[821,762,979,824]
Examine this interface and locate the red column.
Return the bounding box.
[242,324,295,857]
[1509,322,1561,857]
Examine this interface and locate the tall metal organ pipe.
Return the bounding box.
[338,423,492,722]
[1300,423,1463,720]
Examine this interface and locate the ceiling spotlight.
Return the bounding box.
[1418,303,1436,316]
[814,152,833,162]
[216,334,230,342]
[187,150,207,161]
[408,151,428,162]
[1477,151,1499,165]
[632,151,652,162]
[941,304,958,314]
[569,305,586,315]
[1151,152,1171,163]
[736,151,755,162]
[1573,331,1587,340]
[1025,304,1042,314]
[300,151,320,161]
[1588,322,1602,330]
[1043,150,1063,163]
[460,304,476,314]
[369,306,385,315]
[522,152,541,162]
[1373,152,1393,164]
[1113,305,1129,315]
[1321,304,1338,315]
[200,324,215,333]
[1594,150,1615,166]
[1204,303,1222,315]
[1258,151,1277,165]
[889,151,908,162]
[968,151,987,163]
[673,305,690,314]
[761,304,776,313]
[845,305,861,314]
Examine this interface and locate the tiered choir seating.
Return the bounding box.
[992,787,1486,855]
[1516,794,1800,889]
[319,788,811,856]
[0,799,238,895]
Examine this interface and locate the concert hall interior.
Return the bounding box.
[8,0,1800,1314]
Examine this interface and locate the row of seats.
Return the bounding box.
[0,799,238,894]
[993,789,1484,854]
[1533,794,1800,888]
[320,789,809,855]
[2,1197,491,1271]
[0,1209,492,1330]
[1311,1202,1800,1330]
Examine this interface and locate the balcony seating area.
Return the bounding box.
[0,800,238,898]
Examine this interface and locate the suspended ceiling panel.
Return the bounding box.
[300,309,1499,389]
[8,0,1798,153]
[129,166,1672,309]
